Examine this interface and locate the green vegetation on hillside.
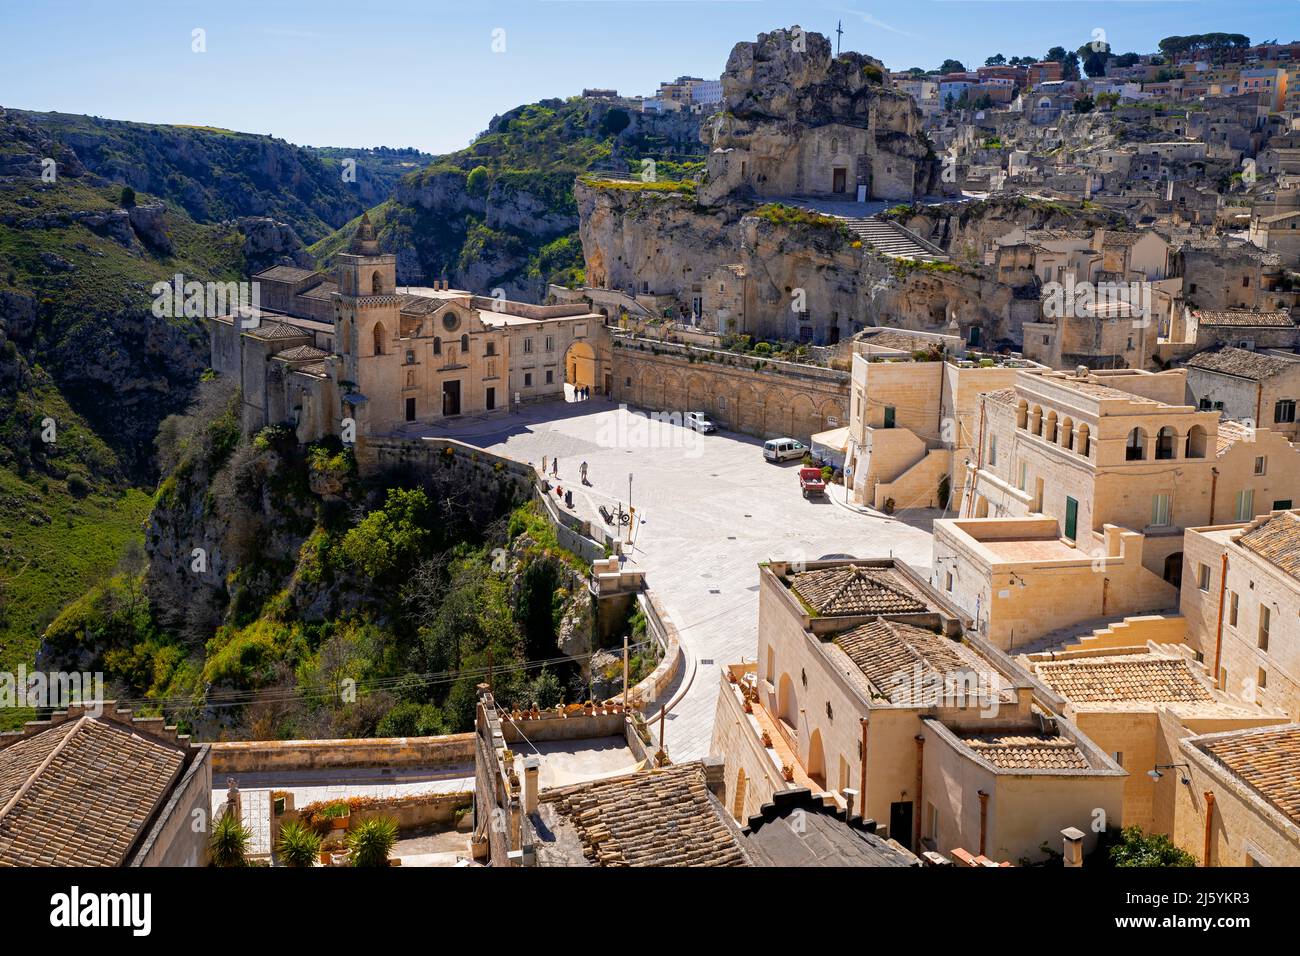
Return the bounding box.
[309,97,707,298]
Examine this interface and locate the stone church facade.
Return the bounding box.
[208,214,609,442]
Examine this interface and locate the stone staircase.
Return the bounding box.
[1016,612,1186,658]
[839,216,948,262]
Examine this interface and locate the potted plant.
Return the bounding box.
[782,764,795,782]
[320,801,351,830]
[501,748,515,774]
[583,700,594,716]
[347,817,399,868]
[276,820,321,868]
[761,730,772,748]
[209,812,252,867]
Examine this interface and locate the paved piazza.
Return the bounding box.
[420,396,940,761]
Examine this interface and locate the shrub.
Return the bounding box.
[276,820,322,867]
[119,186,136,208]
[1109,826,1197,867]
[347,817,399,867]
[466,165,490,197]
[210,811,252,867]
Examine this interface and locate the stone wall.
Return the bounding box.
[610,336,849,441]
[207,734,475,774]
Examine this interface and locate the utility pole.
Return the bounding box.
[622,634,629,705]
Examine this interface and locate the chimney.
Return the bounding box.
[522,756,540,814]
[702,756,726,800]
[1061,826,1085,867]
[842,788,859,821]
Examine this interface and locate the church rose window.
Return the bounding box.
[442,310,460,332]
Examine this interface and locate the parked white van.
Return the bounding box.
[684,411,717,434]
[763,437,806,462]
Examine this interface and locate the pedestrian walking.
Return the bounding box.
[580,461,589,484]
[552,457,559,477]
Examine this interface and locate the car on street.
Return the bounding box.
[685,411,717,434]
[763,437,806,462]
[798,467,827,498]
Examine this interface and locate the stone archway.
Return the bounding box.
[565,340,597,392]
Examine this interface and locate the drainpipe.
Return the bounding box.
[1208,467,1218,525]
[859,717,870,819]
[914,734,925,850]
[1202,791,1216,866]
[1255,382,1263,430]
[977,790,989,856]
[1213,551,1228,688]
[966,397,987,518]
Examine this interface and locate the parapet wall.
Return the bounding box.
[207,734,475,774]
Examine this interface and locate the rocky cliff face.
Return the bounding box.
[575,180,738,294]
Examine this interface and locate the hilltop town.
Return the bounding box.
[2,21,1300,882]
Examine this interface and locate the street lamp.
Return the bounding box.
[1148,763,1192,784]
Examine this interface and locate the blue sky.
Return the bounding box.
[1,0,1297,155]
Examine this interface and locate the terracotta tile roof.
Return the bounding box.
[0,716,186,866]
[299,280,338,300]
[1034,654,1214,704]
[1236,510,1300,579]
[294,362,328,378]
[539,764,747,867]
[255,265,318,283]
[858,329,941,353]
[273,344,329,362]
[959,732,1089,771]
[1185,347,1298,381]
[832,619,1000,705]
[1197,725,1300,826]
[1216,418,1256,456]
[245,320,311,341]
[1194,309,1294,329]
[790,565,928,617]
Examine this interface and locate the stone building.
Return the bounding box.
[1172,724,1300,866]
[0,703,212,867]
[846,340,1042,512]
[209,214,608,442]
[939,367,1300,645]
[1181,510,1300,722]
[1183,347,1300,442]
[710,558,1125,864]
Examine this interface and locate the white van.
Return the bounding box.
[763,437,806,462]
[685,411,716,434]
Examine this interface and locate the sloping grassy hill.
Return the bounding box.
[309,97,706,299]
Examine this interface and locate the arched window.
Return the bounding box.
[1016,400,1029,430]
[371,271,384,295]
[1186,424,1208,458]
[372,323,386,356]
[1061,417,1074,450]
[1045,410,1059,444]
[1126,427,1146,461]
[777,673,797,729]
[1078,423,1091,458]
[433,336,442,355]
[1030,405,1044,436]
[1155,426,1176,460]
[460,334,469,353]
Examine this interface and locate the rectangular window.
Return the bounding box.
[1235,488,1254,522]
[545,370,554,385]
[523,338,533,354]
[1197,563,1211,591]
[1151,493,1171,527]
[1065,496,1078,540]
[524,372,533,388]
[1017,461,1028,492]
[1275,399,1296,424]
[1274,499,1293,510]
[945,571,954,592]
[1229,592,1239,627]
[883,406,896,429]
[1254,456,1267,476]
[988,434,998,466]
[545,335,554,352]
[1259,607,1270,651]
